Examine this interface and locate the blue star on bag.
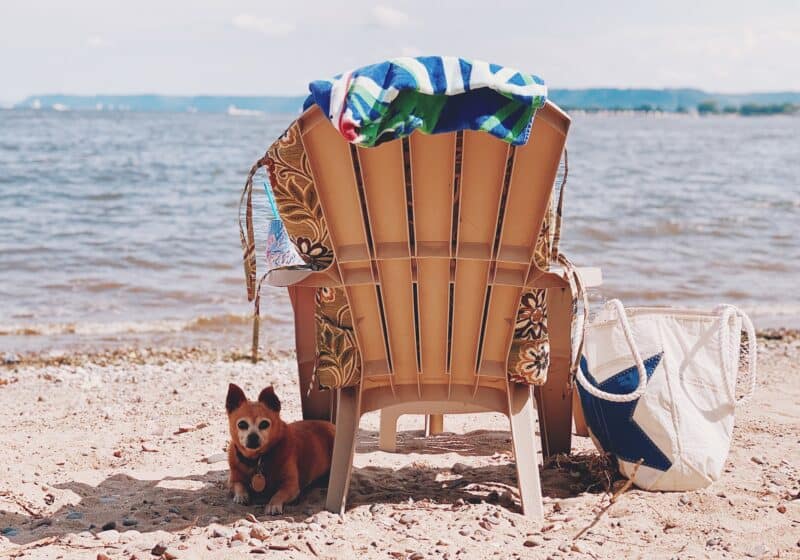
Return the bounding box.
[577,353,673,472]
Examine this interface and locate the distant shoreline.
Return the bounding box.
[9,88,800,115]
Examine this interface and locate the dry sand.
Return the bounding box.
[0,332,798,559]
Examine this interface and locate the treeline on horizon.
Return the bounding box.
[12,88,800,116]
[563,101,799,115]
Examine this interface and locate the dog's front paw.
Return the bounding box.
[265,502,284,515]
[231,482,249,505]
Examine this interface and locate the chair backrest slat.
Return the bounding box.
[456,131,510,259]
[408,132,454,258]
[302,119,370,261]
[449,259,491,383]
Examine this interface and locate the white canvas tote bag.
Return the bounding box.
[575,299,757,491]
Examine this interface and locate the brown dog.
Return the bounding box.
[225,383,335,514]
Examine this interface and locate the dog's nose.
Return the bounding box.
[246,433,261,449]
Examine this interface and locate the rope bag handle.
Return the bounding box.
[574,299,651,403]
[715,304,758,404]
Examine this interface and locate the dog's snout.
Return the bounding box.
[246,433,261,449]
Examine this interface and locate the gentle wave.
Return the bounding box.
[0,313,253,337]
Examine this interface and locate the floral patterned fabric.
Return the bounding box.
[263,119,553,389]
[507,211,552,385]
[314,287,361,388]
[265,122,334,270]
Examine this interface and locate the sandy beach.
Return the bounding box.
[0,331,797,560]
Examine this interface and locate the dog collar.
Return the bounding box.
[235,448,260,469]
[235,448,269,492]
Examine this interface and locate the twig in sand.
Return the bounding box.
[0,535,121,558]
[0,491,43,519]
[610,459,643,504]
[572,458,644,542]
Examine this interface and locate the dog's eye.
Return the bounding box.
[237,420,248,430]
[258,420,270,430]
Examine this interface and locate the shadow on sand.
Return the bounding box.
[0,429,607,546]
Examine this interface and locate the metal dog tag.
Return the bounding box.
[250,473,266,493]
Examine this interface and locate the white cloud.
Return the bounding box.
[370,6,410,28]
[232,14,295,37]
[86,36,108,48]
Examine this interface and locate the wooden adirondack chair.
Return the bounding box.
[241,100,600,520]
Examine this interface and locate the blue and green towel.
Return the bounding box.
[303,56,547,147]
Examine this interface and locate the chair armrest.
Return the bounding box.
[266,265,341,288]
[266,263,602,290]
[526,266,603,290]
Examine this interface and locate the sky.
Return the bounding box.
[2,0,799,103]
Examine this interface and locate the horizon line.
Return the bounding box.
[10,86,800,102]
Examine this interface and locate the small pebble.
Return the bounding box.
[209,525,233,539]
[451,462,469,474]
[571,543,591,554]
[231,530,248,542]
[96,529,119,544]
[751,455,766,465]
[1,528,18,537]
[776,504,786,513]
[168,506,181,514]
[151,543,167,556]
[523,538,540,547]
[101,521,116,531]
[203,453,227,464]
[706,537,722,547]
[66,511,83,520]
[122,517,138,527]
[746,544,770,558]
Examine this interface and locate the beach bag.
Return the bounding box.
[574,299,757,491]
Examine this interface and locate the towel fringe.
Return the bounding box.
[550,148,568,262]
[239,152,271,363]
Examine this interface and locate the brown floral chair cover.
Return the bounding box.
[262,120,554,389]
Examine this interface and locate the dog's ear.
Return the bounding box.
[258,386,281,412]
[226,383,247,413]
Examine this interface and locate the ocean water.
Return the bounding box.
[0,109,798,354]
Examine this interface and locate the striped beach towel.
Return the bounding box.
[304,56,547,147]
